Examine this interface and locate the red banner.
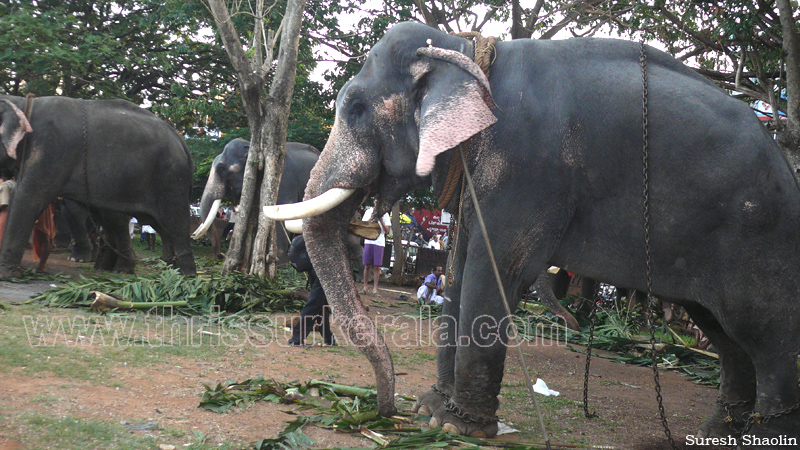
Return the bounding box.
[410,209,448,240]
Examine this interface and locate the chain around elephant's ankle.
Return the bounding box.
[431,384,451,400]
[744,399,800,434]
[716,397,754,433]
[444,398,498,427]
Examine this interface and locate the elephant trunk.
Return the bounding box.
[194,166,226,239]
[304,196,397,418]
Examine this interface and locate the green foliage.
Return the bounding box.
[545,0,791,118]
[200,377,293,413]
[0,0,237,129]
[515,303,720,388]
[31,266,307,315]
[253,418,314,450]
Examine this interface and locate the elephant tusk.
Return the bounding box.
[263,188,355,220]
[192,199,222,239]
[284,219,303,234]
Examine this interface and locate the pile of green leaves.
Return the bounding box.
[515,303,720,388]
[200,378,592,450]
[31,267,307,315]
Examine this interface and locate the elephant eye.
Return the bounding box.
[349,102,366,120]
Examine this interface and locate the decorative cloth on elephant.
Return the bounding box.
[287,235,334,346]
[417,267,444,304]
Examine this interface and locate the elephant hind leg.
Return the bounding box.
[92,213,136,274]
[682,302,755,440]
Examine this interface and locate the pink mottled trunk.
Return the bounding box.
[304,196,398,417]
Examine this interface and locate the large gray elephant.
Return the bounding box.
[0,95,196,276]
[266,23,800,445]
[193,138,320,265]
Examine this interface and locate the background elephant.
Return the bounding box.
[57,199,99,263]
[57,199,139,273]
[194,139,320,265]
[268,22,800,443]
[0,95,196,276]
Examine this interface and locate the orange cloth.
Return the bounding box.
[32,203,56,260]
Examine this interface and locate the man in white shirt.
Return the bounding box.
[361,206,390,296]
[417,265,444,304]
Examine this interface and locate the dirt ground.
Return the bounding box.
[0,247,723,450]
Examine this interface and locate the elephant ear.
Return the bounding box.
[414,47,498,177]
[0,100,33,159]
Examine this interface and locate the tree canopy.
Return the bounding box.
[4,0,799,181]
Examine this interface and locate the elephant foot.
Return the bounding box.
[69,240,95,263]
[430,399,498,438]
[94,246,117,272]
[0,264,22,279]
[68,249,94,263]
[697,399,753,440]
[735,408,800,449]
[173,251,196,276]
[113,259,136,274]
[412,385,450,416]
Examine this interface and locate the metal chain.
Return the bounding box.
[431,384,451,400]
[444,398,499,427]
[741,400,800,436]
[79,100,133,263]
[582,295,600,419]
[640,42,679,450]
[716,397,754,434]
[81,99,91,211]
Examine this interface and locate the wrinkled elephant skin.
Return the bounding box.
[0,95,196,276]
[298,23,800,441]
[198,139,320,264]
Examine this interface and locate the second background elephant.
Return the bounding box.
[194,139,320,265]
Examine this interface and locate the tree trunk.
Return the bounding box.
[208,0,307,277]
[776,0,800,177]
[390,202,405,279]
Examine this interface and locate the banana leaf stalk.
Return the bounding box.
[308,379,377,398]
[90,291,188,312]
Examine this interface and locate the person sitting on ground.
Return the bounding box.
[287,234,335,346]
[417,265,444,304]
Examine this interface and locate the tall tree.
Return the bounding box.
[0,0,241,133]
[207,0,307,278]
[536,0,800,174]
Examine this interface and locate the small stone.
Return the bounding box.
[159,445,176,450]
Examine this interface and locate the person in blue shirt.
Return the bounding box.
[416,265,444,304]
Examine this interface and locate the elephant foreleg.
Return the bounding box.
[412,244,464,418]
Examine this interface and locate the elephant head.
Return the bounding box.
[0,99,33,162]
[264,23,497,416]
[195,138,250,235]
